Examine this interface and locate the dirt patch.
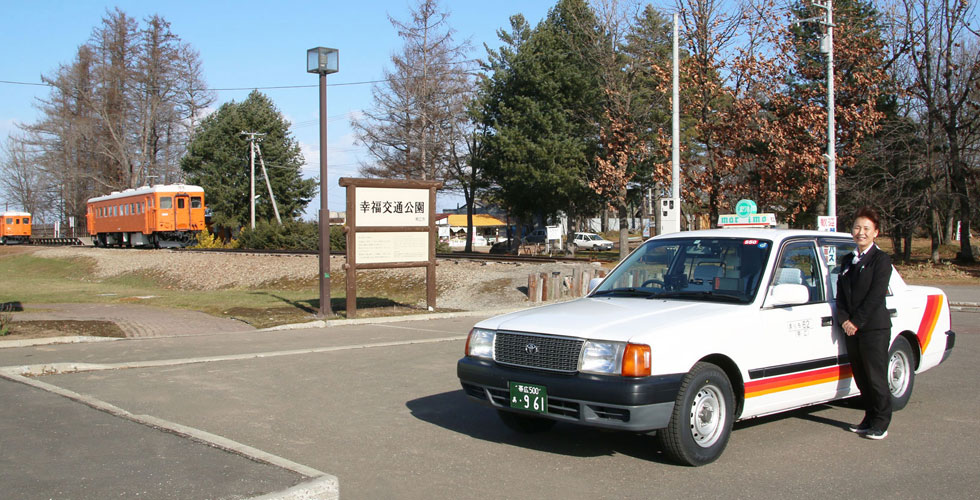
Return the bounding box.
[2,320,126,339]
[896,261,980,284]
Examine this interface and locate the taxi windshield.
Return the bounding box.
[592,237,773,303]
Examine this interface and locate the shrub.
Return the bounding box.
[330,225,346,252]
[192,228,238,249]
[234,220,348,251]
[0,303,12,336]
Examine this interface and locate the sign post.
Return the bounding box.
[340,178,443,318]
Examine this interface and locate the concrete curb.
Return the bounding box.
[249,476,339,500]
[263,306,535,331]
[0,335,121,349]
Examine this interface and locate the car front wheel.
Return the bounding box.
[888,336,916,411]
[657,362,734,466]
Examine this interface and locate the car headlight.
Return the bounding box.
[465,328,495,359]
[580,341,652,377]
[580,341,625,374]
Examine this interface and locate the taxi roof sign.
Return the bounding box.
[718,213,777,228]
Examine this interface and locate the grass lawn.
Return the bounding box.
[0,248,437,333]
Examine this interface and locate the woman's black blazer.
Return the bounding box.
[835,245,892,331]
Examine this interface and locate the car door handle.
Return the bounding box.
[888,308,897,318]
[822,316,833,327]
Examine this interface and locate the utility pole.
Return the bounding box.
[254,143,282,224]
[241,131,267,229]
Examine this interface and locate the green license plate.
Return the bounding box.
[509,382,547,413]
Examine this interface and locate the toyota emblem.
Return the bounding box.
[525,343,539,355]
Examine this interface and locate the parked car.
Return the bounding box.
[489,239,516,254]
[572,232,614,251]
[521,228,548,244]
[458,228,955,466]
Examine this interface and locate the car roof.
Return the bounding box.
[648,228,853,244]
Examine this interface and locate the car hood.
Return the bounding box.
[476,296,744,343]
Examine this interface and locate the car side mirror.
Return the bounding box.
[767,283,810,307]
[588,277,604,293]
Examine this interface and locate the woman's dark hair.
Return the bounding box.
[853,206,880,230]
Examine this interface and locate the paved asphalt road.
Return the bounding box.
[1,291,978,499]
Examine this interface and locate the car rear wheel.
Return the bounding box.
[657,362,734,466]
[888,336,915,411]
[496,410,557,433]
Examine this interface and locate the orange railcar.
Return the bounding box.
[1,211,32,244]
[86,184,206,248]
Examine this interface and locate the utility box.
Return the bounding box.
[657,197,681,235]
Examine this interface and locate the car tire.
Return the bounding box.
[496,410,557,433]
[657,362,734,466]
[888,336,915,411]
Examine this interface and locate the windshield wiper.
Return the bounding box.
[592,287,658,297]
[651,291,746,303]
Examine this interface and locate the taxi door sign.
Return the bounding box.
[817,216,837,232]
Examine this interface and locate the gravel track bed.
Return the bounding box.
[33,247,604,311]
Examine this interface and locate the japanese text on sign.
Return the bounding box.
[355,187,428,227]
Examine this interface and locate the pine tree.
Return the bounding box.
[180,91,316,230]
[476,0,601,231]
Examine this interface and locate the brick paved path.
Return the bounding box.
[12,303,255,337]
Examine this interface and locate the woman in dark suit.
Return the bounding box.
[836,207,892,440]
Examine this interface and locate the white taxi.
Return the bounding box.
[457,229,955,466]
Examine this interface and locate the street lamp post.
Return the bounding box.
[798,1,836,220]
[307,47,339,318]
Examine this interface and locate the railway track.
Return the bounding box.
[17,238,616,264]
[172,246,614,264]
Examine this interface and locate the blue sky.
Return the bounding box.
[0,0,553,214]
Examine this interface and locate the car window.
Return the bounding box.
[818,238,857,300]
[593,237,772,303]
[772,241,824,303]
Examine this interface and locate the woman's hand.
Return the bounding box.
[842,320,858,336]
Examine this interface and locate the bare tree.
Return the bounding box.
[17,8,213,225]
[898,0,980,262]
[0,135,57,221]
[352,0,472,183]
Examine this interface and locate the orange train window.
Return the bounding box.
[5,218,11,224]
[191,197,202,208]
[177,198,185,209]
[160,197,173,209]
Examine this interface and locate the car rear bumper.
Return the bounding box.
[457,357,682,431]
[941,330,955,363]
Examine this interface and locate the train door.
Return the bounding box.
[175,194,191,230]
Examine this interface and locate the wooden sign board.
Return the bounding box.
[339,177,442,318]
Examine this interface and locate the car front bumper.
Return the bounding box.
[457,357,683,432]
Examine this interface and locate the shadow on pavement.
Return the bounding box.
[405,389,675,464]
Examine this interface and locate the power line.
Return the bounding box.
[0,59,482,92]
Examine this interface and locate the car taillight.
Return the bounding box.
[622,343,652,377]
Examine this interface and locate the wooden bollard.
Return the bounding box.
[571,268,582,297]
[527,273,538,302]
[539,272,549,302]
